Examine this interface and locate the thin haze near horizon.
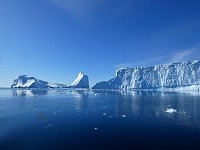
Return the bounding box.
[0,0,200,87]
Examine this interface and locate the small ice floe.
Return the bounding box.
[102,113,106,116]
[165,108,177,114]
[52,112,57,115]
[83,91,88,95]
[122,115,126,118]
[94,93,98,96]
[94,128,98,130]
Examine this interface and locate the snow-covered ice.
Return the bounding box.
[165,108,177,114]
[93,60,200,90]
[69,72,89,88]
[11,75,63,88]
[11,72,89,89]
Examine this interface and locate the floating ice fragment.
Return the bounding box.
[165,108,177,114]
[94,128,98,130]
[122,115,126,117]
[102,113,106,116]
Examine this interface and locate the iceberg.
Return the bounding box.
[11,72,90,89]
[68,72,89,88]
[11,75,64,88]
[93,60,200,90]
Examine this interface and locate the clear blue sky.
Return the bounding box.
[0,0,200,87]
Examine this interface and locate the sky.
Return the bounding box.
[0,0,200,87]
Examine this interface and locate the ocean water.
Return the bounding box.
[0,89,200,150]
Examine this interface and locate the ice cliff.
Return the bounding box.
[93,60,200,90]
[11,72,89,89]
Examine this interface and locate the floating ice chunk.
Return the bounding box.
[102,113,106,116]
[165,108,177,114]
[94,128,98,130]
[122,115,126,117]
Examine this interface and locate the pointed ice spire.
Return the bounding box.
[71,72,89,88]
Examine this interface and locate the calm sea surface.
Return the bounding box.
[0,89,200,150]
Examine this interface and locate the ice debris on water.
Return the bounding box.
[165,108,177,114]
[122,115,126,117]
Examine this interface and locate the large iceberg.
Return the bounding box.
[93,60,200,90]
[11,75,63,88]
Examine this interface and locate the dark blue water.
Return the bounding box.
[0,89,200,150]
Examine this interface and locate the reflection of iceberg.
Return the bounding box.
[9,88,200,129]
[67,89,89,97]
[92,89,200,96]
[93,89,200,128]
[120,90,200,96]
[12,89,48,97]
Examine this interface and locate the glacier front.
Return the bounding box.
[93,60,200,90]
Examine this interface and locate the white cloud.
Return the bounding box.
[115,55,167,69]
[50,0,101,19]
[169,48,199,63]
[115,45,200,69]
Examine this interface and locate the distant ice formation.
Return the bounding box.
[11,72,89,89]
[93,60,200,90]
[11,75,63,88]
[70,72,89,88]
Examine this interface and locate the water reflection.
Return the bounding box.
[90,89,200,128]
[5,89,200,128]
[12,89,48,96]
[1,89,200,150]
[120,91,200,128]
